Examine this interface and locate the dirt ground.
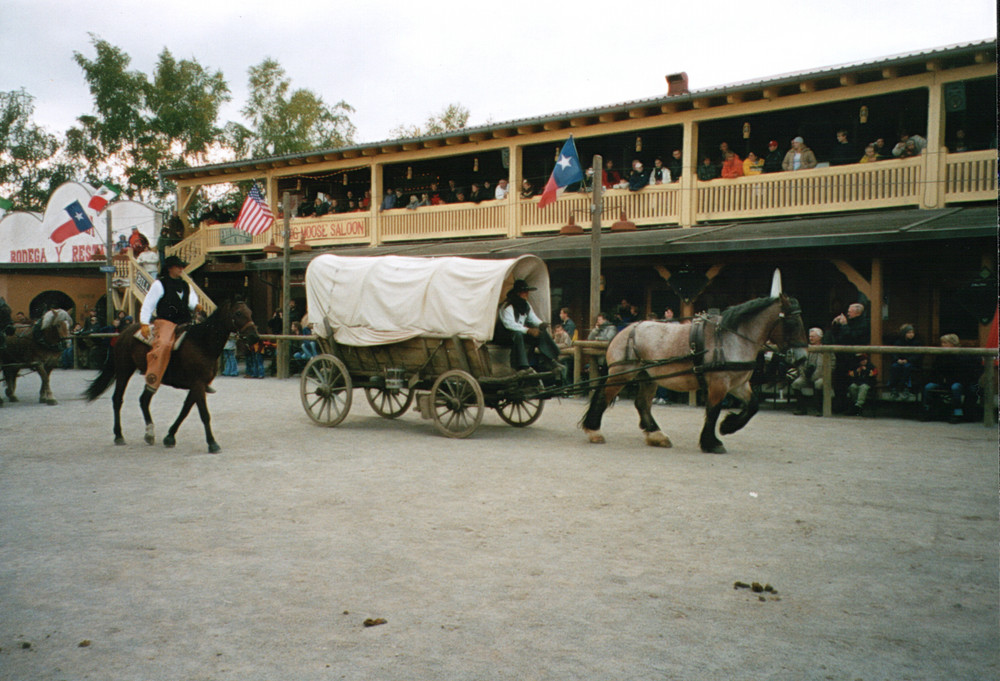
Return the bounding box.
[1,370,997,681]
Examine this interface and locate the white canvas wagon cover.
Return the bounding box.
[305,253,550,346]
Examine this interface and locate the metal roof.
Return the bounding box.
[246,205,998,271]
[162,39,996,181]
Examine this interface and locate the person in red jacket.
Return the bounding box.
[720,151,744,179]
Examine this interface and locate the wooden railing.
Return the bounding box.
[111,249,215,315]
[944,149,998,202]
[171,150,995,265]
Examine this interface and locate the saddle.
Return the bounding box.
[134,324,189,350]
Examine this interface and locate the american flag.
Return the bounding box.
[233,185,275,236]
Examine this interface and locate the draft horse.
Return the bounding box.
[84,300,260,453]
[582,270,807,453]
[1,308,72,406]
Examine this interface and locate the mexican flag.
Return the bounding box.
[88,184,120,213]
[0,197,12,220]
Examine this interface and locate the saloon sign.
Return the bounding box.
[0,182,159,264]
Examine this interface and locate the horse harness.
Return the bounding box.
[611,304,800,390]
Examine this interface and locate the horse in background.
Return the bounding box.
[0,298,12,353]
[582,270,808,453]
[84,300,259,453]
[1,308,73,406]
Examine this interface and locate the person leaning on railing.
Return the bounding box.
[920,334,983,424]
[782,137,817,171]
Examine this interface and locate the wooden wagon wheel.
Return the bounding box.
[364,385,414,419]
[430,369,484,438]
[300,354,352,426]
[495,384,546,427]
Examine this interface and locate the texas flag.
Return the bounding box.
[50,200,95,244]
[88,183,120,213]
[537,136,584,209]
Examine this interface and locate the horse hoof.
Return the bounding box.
[702,444,727,454]
[7,396,18,402]
[44,399,57,406]
[645,431,672,448]
[114,438,126,446]
[163,436,176,448]
[144,434,155,445]
[585,430,606,444]
[208,443,221,454]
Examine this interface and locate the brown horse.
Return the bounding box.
[84,300,260,453]
[1,308,72,406]
[582,270,807,453]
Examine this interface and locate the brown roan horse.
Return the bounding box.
[84,300,260,453]
[1,308,72,406]
[582,270,807,453]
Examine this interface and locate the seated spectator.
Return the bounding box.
[718,141,731,163]
[519,179,535,199]
[896,138,921,158]
[587,312,618,342]
[782,137,817,171]
[469,182,487,203]
[313,194,331,217]
[668,149,683,181]
[495,178,509,200]
[663,308,677,322]
[829,129,856,166]
[859,144,879,163]
[445,179,459,203]
[129,226,149,256]
[380,188,396,210]
[406,195,420,210]
[552,323,572,350]
[720,151,743,178]
[892,132,927,158]
[920,334,982,423]
[763,140,783,173]
[332,197,346,214]
[393,188,405,207]
[887,323,921,400]
[697,156,719,181]
[481,181,495,201]
[429,183,444,205]
[454,190,468,203]
[347,200,359,211]
[872,138,892,160]
[846,353,878,416]
[951,129,968,153]
[627,160,649,191]
[602,160,622,189]
[115,234,129,254]
[791,327,827,415]
[648,157,672,185]
[361,190,372,210]
[743,151,764,175]
[417,193,431,207]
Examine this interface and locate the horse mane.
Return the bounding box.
[718,296,777,330]
[41,309,71,330]
[183,300,234,345]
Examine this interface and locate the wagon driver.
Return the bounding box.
[138,255,200,394]
[497,279,560,372]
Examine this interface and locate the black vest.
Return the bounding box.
[156,277,192,324]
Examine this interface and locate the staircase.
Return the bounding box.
[111,250,216,318]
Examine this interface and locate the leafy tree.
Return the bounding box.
[390,103,470,139]
[231,58,356,158]
[67,36,230,203]
[0,89,78,211]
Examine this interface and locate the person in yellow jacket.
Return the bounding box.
[743,151,765,175]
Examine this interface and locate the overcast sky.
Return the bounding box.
[1,0,995,146]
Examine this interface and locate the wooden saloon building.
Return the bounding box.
[162,40,997,348]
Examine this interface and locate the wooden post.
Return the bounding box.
[821,349,834,417]
[679,120,698,227]
[590,154,603,330]
[870,257,883,377]
[105,211,114,326]
[277,192,291,379]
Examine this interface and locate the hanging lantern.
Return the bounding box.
[473,158,479,172]
[244,276,248,287]
[343,173,349,185]
[635,136,642,152]
[742,122,751,139]
[406,166,412,180]
[554,147,560,162]
[859,105,869,124]
[295,178,301,191]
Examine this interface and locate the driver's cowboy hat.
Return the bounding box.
[163,255,188,269]
[510,279,537,294]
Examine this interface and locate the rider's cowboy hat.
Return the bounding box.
[163,255,188,269]
[510,279,536,294]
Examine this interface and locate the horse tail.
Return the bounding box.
[83,346,117,402]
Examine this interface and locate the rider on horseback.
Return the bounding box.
[138,255,199,394]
